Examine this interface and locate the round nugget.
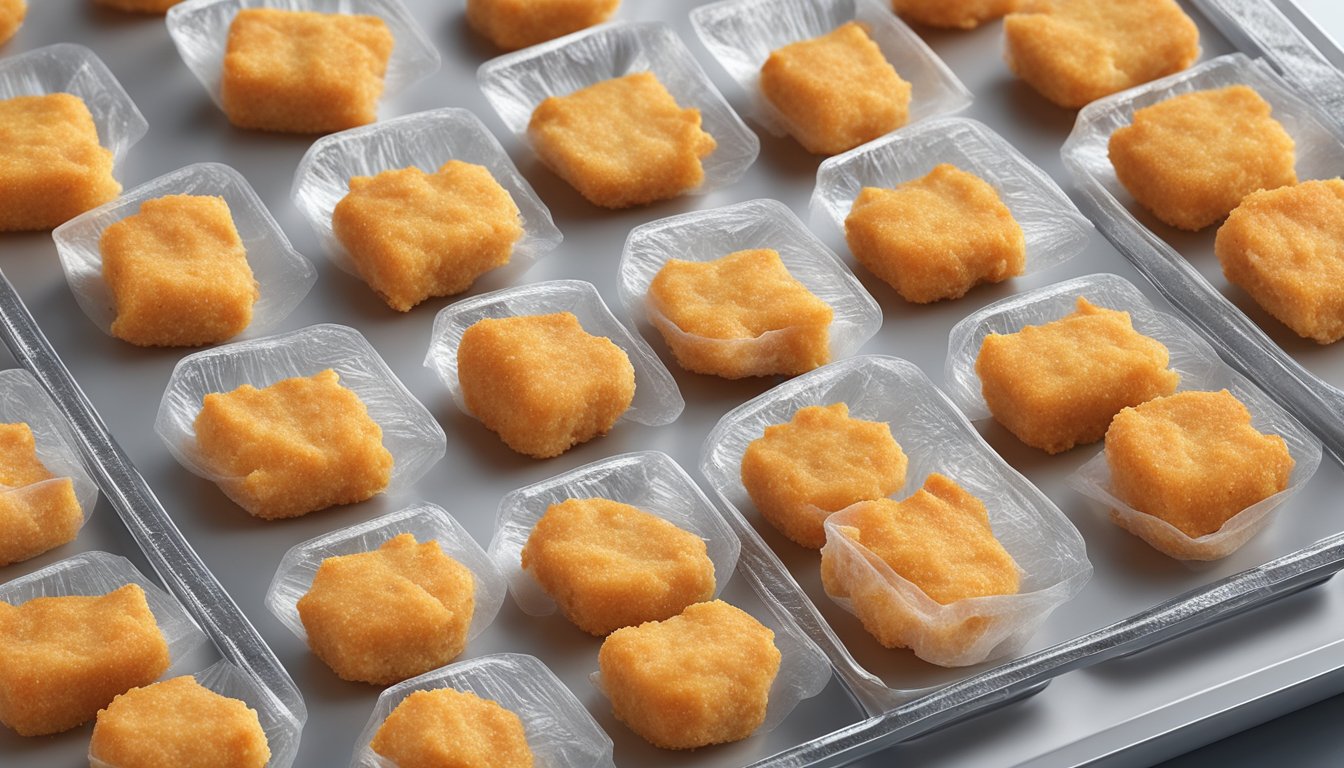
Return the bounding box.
[93,0,181,13]
[0,0,25,45]
[371,688,534,768]
[90,676,270,768]
[892,0,1013,30]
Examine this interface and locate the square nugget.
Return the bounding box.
[371,688,534,768]
[892,0,1013,30]
[220,8,394,134]
[467,0,618,51]
[759,21,912,155]
[0,422,82,567]
[94,0,180,13]
[0,93,120,232]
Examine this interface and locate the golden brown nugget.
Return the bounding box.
[820,474,1020,656]
[845,163,1025,303]
[93,0,180,13]
[90,676,270,768]
[1004,0,1199,108]
[521,497,715,635]
[297,534,475,685]
[1109,86,1298,232]
[0,423,82,567]
[892,0,1014,30]
[528,72,717,209]
[100,194,259,347]
[1215,179,1344,344]
[1106,390,1294,540]
[372,688,533,768]
[466,0,618,51]
[0,584,170,737]
[0,0,25,45]
[193,369,393,520]
[598,600,781,750]
[220,8,394,134]
[976,297,1179,454]
[457,312,636,459]
[332,161,524,312]
[741,402,907,549]
[646,248,834,379]
[759,21,912,156]
[0,94,120,232]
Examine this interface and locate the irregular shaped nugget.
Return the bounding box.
[1106,390,1294,542]
[100,194,259,347]
[193,369,394,519]
[90,676,270,768]
[1215,179,1344,344]
[297,534,475,685]
[522,497,715,635]
[371,688,534,768]
[0,0,25,45]
[1004,0,1199,108]
[820,474,1020,660]
[0,94,120,232]
[741,402,907,549]
[457,313,636,459]
[759,21,912,155]
[598,600,781,750]
[332,161,524,312]
[94,0,180,13]
[220,8,394,134]
[647,248,834,379]
[467,0,618,51]
[845,164,1025,303]
[528,72,717,209]
[0,423,82,567]
[1109,86,1297,231]
[0,584,170,737]
[976,297,1180,454]
[892,0,1013,29]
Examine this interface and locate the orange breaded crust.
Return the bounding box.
[598,600,780,750]
[220,8,394,134]
[1106,390,1294,540]
[845,163,1025,303]
[0,584,170,737]
[193,369,393,519]
[522,497,715,636]
[90,676,270,768]
[0,422,82,567]
[527,72,717,209]
[647,248,834,379]
[93,0,180,13]
[0,0,25,45]
[332,160,524,312]
[1109,85,1297,231]
[977,297,1179,454]
[1004,0,1199,108]
[371,688,534,768]
[466,0,618,51]
[760,21,911,155]
[1215,179,1344,344]
[0,94,120,232]
[457,312,636,459]
[101,194,259,347]
[892,0,1014,30]
[741,402,907,549]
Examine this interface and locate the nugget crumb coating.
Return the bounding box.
[977,297,1178,454]
[0,0,25,44]
[333,161,524,312]
[892,0,1014,29]
[220,8,394,134]
[0,422,81,567]
[845,164,1025,303]
[0,584,170,737]
[467,0,618,51]
[100,194,259,347]
[193,369,393,519]
[1004,0,1199,108]
[760,21,911,155]
[90,676,270,768]
[1106,390,1294,540]
[1215,179,1344,344]
[298,534,475,685]
[93,0,181,13]
[598,600,781,750]
[647,248,834,379]
[528,72,717,209]
[1109,86,1297,232]
[741,402,907,549]
[457,312,636,459]
[371,689,534,768]
[0,94,120,232]
[522,497,715,635]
